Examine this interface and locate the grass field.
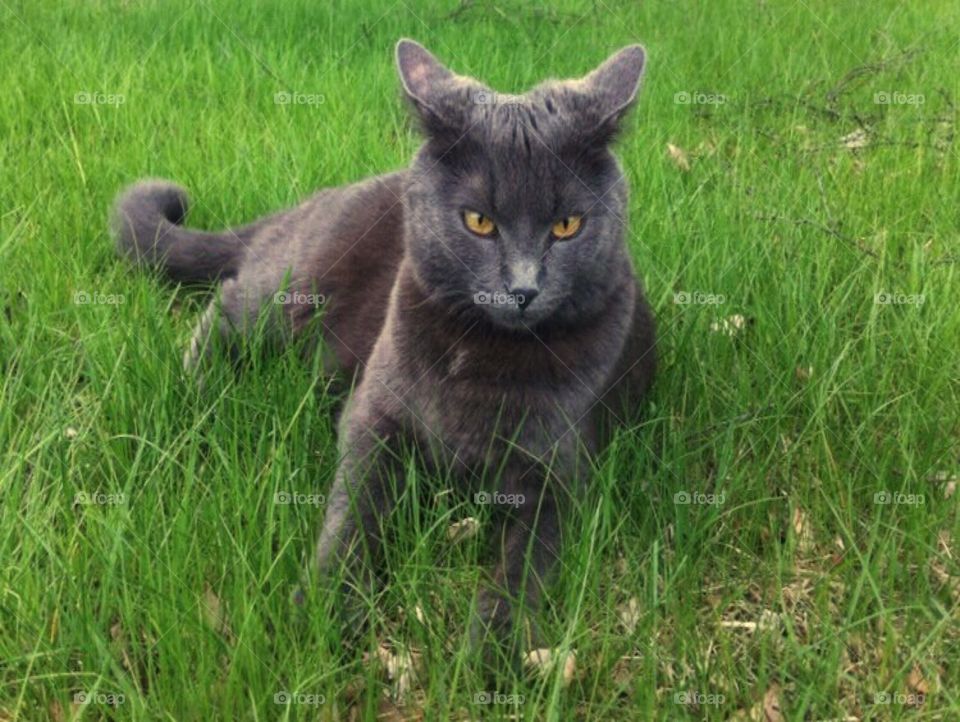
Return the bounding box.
[1,0,959,719]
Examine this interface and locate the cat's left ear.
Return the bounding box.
[580,45,647,137]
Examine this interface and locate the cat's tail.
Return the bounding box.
[111,179,247,283]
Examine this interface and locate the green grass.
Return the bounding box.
[2,0,959,719]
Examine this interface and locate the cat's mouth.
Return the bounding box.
[474,293,553,330]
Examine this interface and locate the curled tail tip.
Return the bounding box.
[110,179,242,283]
[110,179,190,258]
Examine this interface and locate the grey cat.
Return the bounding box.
[112,39,656,651]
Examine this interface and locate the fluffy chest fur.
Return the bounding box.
[349,260,636,473]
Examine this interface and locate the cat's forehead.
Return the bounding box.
[466,82,583,150]
[450,89,606,211]
[446,145,599,222]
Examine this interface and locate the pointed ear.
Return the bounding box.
[396,39,454,105]
[395,39,466,137]
[580,45,646,139]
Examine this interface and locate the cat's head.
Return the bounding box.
[396,39,646,331]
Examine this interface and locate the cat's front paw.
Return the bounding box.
[469,589,544,669]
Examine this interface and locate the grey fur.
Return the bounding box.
[112,39,656,652]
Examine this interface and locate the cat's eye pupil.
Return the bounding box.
[551,215,582,240]
[464,210,496,237]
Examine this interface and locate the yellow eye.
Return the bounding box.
[551,215,583,240]
[463,210,497,237]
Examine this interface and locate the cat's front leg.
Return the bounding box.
[313,414,406,629]
[473,462,572,658]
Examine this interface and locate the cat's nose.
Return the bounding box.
[509,287,538,310]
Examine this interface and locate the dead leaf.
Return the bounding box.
[930,558,960,603]
[523,648,576,686]
[938,530,953,557]
[908,665,929,697]
[720,619,758,631]
[413,605,427,626]
[761,684,785,721]
[791,507,805,536]
[446,517,480,543]
[375,643,420,702]
[839,128,870,150]
[719,610,781,635]
[795,366,813,382]
[791,507,815,554]
[757,609,782,633]
[201,584,234,641]
[730,683,786,721]
[931,471,959,500]
[710,314,747,336]
[48,701,64,722]
[202,585,223,630]
[611,654,641,689]
[927,471,960,499]
[616,597,641,634]
[667,143,691,171]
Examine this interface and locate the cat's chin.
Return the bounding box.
[482,307,554,333]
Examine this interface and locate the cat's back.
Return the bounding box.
[234,170,408,283]
[219,170,408,376]
[301,170,408,260]
[297,170,409,370]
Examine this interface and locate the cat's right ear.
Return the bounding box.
[577,45,647,144]
[395,39,464,138]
